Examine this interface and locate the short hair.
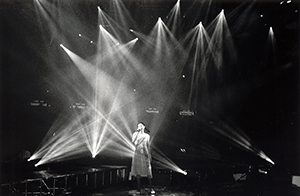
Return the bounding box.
[137,122,145,126]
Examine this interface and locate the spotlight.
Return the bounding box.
[183,170,188,175]
[28,155,37,161]
[90,41,94,44]
[60,44,63,47]
[129,29,134,32]
[258,169,268,174]
[79,34,82,37]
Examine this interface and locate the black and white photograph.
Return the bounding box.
[0,0,299,195]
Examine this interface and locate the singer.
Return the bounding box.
[131,122,155,194]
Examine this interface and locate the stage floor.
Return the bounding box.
[76,184,300,196]
[2,176,300,196]
[1,163,300,196]
[91,186,194,196]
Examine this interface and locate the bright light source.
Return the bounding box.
[183,170,187,175]
[79,34,82,37]
[259,169,268,174]
[287,0,291,3]
[269,27,274,36]
[60,44,63,47]
[28,155,37,161]
[129,29,134,32]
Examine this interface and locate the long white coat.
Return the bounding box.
[130,131,152,177]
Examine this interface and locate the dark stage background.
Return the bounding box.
[0,0,299,183]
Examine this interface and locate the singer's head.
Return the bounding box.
[137,122,145,131]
